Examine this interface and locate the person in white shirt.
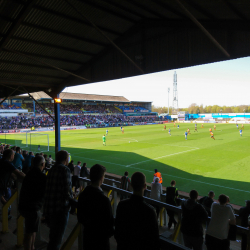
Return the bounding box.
[150,177,162,218]
[206,194,236,250]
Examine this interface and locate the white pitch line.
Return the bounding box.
[126,148,199,167]
[143,142,199,149]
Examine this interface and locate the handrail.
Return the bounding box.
[1,190,17,233]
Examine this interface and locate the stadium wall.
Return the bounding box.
[188,113,250,119]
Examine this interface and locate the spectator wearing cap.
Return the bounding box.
[206,194,236,250]
[153,169,162,184]
[181,189,208,250]
[18,155,46,250]
[239,200,250,250]
[115,172,160,250]
[150,177,162,219]
[166,180,178,229]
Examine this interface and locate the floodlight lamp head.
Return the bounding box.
[54,98,62,103]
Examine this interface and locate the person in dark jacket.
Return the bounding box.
[181,189,208,250]
[239,200,250,250]
[166,180,178,229]
[198,190,215,217]
[115,172,160,250]
[18,155,46,250]
[79,163,89,191]
[77,164,114,250]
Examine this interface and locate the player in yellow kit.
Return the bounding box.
[214,125,216,131]
[242,124,244,129]
[209,128,212,132]
[187,128,190,135]
[201,123,204,128]
[210,131,215,140]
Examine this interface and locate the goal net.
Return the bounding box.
[27,133,49,153]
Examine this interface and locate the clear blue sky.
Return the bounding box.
[67,56,250,108]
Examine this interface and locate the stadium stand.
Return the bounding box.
[0,144,249,250]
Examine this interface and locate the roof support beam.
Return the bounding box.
[174,0,230,58]
[103,0,148,19]
[5,48,90,82]
[183,0,216,20]
[0,86,20,106]
[65,0,144,74]
[222,0,248,20]
[2,48,86,66]
[0,79,54,88]
[0,0,37,52]
[34,5,121,37]
[152,0,187,19]
[7,35,96,57]
[82,0,136,23]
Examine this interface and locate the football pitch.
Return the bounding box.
[1,123,250,206]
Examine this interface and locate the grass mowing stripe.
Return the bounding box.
[126,148,199,167]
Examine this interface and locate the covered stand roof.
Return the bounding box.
[0,0,250,99]
[14,91,130,103]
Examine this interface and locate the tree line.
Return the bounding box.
[152,104,250,115]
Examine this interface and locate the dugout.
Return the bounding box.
[0,0,250,152]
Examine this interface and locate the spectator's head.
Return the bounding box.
[35,153,40,157]
[208,191,215,199]
[77,161,81,166]
[131,172,146,195]
[245,200,250,207]
[40,152,44,156]
[155,177,159,183]
[83,162,86,167]
[49,155,52,158]
[154,169,158,173]
[124,171,128,176]
[3,149,15,161]
[33,155,45,171]
[171,180,176,186]
[90,164,106,186]
[218,194,228,205]
[29,151,33,156]
[16,147,21,153]
[189,190,198,200]
[56,150,69,166]
[44,154,48,159]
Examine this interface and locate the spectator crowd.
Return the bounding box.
[1,143,248,250]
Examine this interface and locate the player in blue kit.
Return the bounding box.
[168,128,171,136]
[185,131,188,140]
[106,129,108,135]
[177,125,179,129]
[239,129,242,137]
[236,124,238,129]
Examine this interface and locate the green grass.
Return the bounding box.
[1,123,250,206]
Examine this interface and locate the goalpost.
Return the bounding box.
[26,132,50,153]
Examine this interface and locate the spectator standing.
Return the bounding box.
[206,194,236,250]
[198,190,215,217]
[18,155,46,250]
[22,152,34,174]
[181,190,208,250]
[120,171,131,200]
[166,180,178,229]
[79,163,89,191]
[115,172,160,250]
[77,164,114,250]
[12,147,24,170]
[238,200,250,250]
[48,155,53,165]
[150,177,162,219]
[72,161,81,192]
[68,160,74,174]
[43,150,73,250]
[153,169,162,184]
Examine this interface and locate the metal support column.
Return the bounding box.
[54,94,61,153]
[33,100,36,117]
